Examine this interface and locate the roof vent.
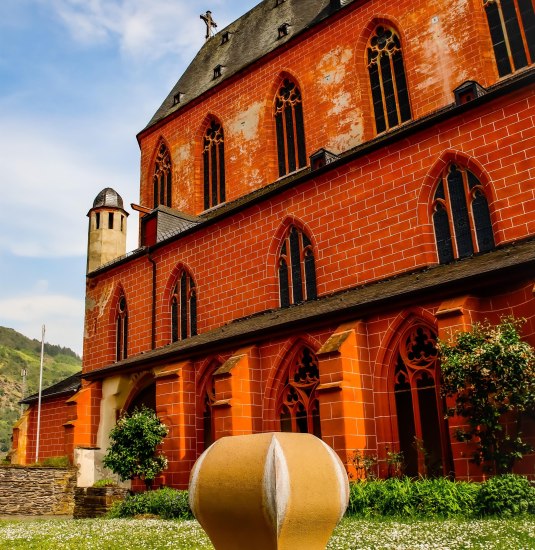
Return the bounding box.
[278,23,290,39]
[213,64,224,79]
[275,0,286,6]
[173,92,184,106]
[220,31,231,45]
[310,148,340,171]
[453,80,486,106]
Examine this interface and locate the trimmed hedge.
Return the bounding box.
[346,475,535,518]
[108,487,193,520]
[107,475,535,520]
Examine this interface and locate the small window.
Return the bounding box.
[171,270,197,341]
[108,212,114,229]
[213,65,223,79]
[367,26,411,134]
[153,142,172,209]
[274,78,307,177]
[432,164,495,264]
[483,0,535,76]
[116,295,128,361]
[120,215,124,232]
[95,212,100,230]
[278,226,317,307]
[220,32,230,44]
[278,23,290,38]
[203,120,225,210]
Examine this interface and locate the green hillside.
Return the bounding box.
[0,327,81,453]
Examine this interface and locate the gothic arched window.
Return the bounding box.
[171,270,197,342]
[278,347,321,437]
[116,295,128,361]
[153,142,172,209]
[484,0,535,77]
[278,226,317,307]
[393,325,451,477]
[367,26,411,134]
[274,78,307,177]
[432,164,495,264]
[203,120,225,210]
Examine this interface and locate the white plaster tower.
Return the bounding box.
[87,188,128,273]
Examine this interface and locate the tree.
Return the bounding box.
[103,406,168,489]
[438,317,535,474]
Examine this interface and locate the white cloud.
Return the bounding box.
[0,115,138,258]
[0,292,84,354]
[44,0,206,63]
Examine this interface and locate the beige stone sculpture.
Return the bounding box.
[189,432,349,550]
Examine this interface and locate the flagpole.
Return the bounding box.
[35,325,45,463]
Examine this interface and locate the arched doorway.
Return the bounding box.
[393,324,452,477]
[126,383,156,413]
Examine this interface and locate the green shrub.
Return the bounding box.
[108,487,193,520]
[36,456,71,468]
[476,474,535,517]
[346,478,479,519]
[93,478,118,488]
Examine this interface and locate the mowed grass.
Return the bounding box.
[0,517,534,549]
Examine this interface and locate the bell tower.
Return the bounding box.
[87,188,128,273]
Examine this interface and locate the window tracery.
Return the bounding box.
[278,347,321,437]
[278,226,317,307]
[203,120,225,210]
[274,78,307,177]
[393,325,451,477]
[432,164,495,264]
[171,270,197,342]
[367,26,411,134]
[153,142,172,209]
[483,0,535,76]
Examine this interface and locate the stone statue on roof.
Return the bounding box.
[200,11,218,40]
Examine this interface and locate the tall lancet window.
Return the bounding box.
[153,142,172,209]
[203,120,225,210]
[278,226,317,307]
[367,26,412,134]
[432,164,495,264]
[274,78,307,177]
[116,295,128,361]
[171,269,197,342]
[483,0,535,76]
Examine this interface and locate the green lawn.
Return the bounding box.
[0,517,534,549]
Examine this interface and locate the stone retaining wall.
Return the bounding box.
[73,487,129,518]
[0,466,76,515]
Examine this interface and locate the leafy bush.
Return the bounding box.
[108,487,193,520]
[347,478,478,518]
[103,407,168,489]
[439,317,535,474]
[476,474,535,517]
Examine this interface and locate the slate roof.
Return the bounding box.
[83,237,535,380]
[21,372,82,405]
[144,0,355,130]
[150,206,201,243]
[92,188,124,210]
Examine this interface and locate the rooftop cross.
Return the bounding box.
[200,11,218,40]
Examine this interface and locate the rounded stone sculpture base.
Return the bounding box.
[189,432,349,550]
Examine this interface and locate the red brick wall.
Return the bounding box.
[84,86,535,373]
[25,397,74,463]
[137,0,501,216]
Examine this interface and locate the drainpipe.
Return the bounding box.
[148,253,157,349]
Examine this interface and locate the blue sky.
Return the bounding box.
[0,0,258,355]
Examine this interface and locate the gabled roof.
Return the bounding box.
[21,372,81,405]
[144,0,355,131]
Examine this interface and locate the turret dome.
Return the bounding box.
[93,188,124,210]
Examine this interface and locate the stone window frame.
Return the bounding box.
[203,118,226,210]
[171,269,197,342]
[116,295,128,362]
[153,141,172,209]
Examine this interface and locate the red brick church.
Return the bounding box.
[12,0,535,487]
